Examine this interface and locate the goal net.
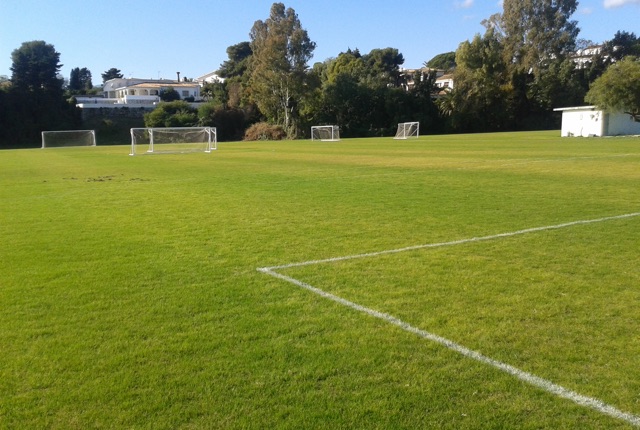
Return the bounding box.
[130,127,216,155]
[311,125,340,141]
[393,122,419,139]
[41,130,96,148]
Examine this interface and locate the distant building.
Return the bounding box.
[399,67,449,92]
[571,45,604,69]
[554,106,640,137]
[196,71,225,85]
[435,73,454,91]
[76,78,201,109]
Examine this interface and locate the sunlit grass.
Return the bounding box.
[1,131,639,428]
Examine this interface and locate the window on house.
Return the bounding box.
[182,91,189,97]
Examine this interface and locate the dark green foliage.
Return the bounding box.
[201,82,228,108]
[585,57,640,119]
[101,67,123,83]
[144,101,198,128]
[604,31,640,63]
[248,3,316,137]
[159,87,181,102]
[68,67,93,93]
[83,111,145,145]
[425,52,456,70]
[217,42,252,79]
[362,48,405,88]
[1,40,81,148]
[198,102,248,141]
[10,40,64,94]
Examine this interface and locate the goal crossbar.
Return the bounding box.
[130,127,217,155]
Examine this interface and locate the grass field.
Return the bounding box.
[1,131,639,429]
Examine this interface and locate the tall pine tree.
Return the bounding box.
[248,3,316,137]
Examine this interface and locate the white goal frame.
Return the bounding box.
[41,130,96,148]
[129,127,217,155]
[311,125,340,142]
[393,122,419,140]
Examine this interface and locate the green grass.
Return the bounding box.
[1,131,639,429]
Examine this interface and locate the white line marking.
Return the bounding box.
[261,212,640,271]
[257,212,640,426]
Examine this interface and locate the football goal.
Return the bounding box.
[41,130,96,148]
[311,125,340,141]
[393,122,419,139]
[130,127,216,155]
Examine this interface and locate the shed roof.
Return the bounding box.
[553,105,598,112]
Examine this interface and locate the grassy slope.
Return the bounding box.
[1,132,639,429]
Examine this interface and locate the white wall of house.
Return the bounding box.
[554,106,640,137]
[196,71,225,84]
[605,112,640,136]
[555,106,603,137]
[435,75,454,90]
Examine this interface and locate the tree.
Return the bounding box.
[325,51,366,84]
[4,40,80,148]
[10,40,64,94]
[603,31,640,63]
[497,0,580,129]
[443,28,512,132]
[585,57,640,120]
[425,52,456,70]
[201,81,228,108]
[502,0,579,74]
[217,42,252,79]
[68,67,93,93]
[248,2,316,137]
[361,48,404,88]
[101,68,123,83]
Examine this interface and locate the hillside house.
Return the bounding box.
[399,67,450,93]
[76,78,201,109]
[435,73,454,91]
[196,71,225,85]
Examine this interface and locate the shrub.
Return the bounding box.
[244,122,286,141]
[144,101,198,128]
[159,87,181,102]
[198,103,248,141]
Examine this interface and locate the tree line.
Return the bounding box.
[147,1,640,139]
[1,1,639,148]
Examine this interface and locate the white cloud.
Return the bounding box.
[455,0,474,9]
[580,6,594,14]
[603,0,640,8]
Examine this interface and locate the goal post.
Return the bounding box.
[393,122,419,140]
[311,125,340,141]
[130,127,216,155]
[41,130,96,148]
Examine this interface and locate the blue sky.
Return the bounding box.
[1,0,638,85]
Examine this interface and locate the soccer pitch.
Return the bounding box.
[1,131,639,428]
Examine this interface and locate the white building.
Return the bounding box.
[196,71,225,85]
[435,73,454,90]
[76,78,201,109]
[554,106,640,137]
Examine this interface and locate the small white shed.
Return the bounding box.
[554,106,640,137]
